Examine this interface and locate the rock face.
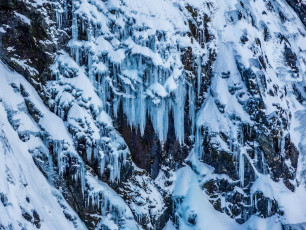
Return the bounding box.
[0,0,306,229]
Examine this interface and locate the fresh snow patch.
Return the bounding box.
[14,12,31,25]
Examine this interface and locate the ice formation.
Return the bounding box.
[0,0,305,229]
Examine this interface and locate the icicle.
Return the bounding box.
[123,85,136,129]
[239,126,244,144]
[72,13,78,41]
[138,84,146,135]
[71,43,80,65]
[221,195,226,211]
[130,94,135,128]
[109,153,120,182]
[101,195,106,215]
[174,78,185,144]
[100,151,105,175]
[56,10,63,29]
[86,143,92,162]
[188,84,195,135]
[280,135,286,157]
[197,56,202,98]
[54,141,63,175]
[47,153,54,185]
[261,150,267,174]
[239,150,245,187]
[97,194,100,210]
[194,126,203,159]
[91,193,95,207]
[88,54,93,82]
[267,199,272,216]
[150,99,167,142]
[254,146,258,164]
[80,162,86,196]
[153,66,158,84]
[87,23,93,42]
[100,74,106,109]
[163,101,169,141]
[112,96,120,118]
[93,144,98,159]
[63,0,68,20]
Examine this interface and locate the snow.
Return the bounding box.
[243,215,282,230]
[173,166,240,230]
[291,99,306,187]
[123,171,166,229]
[50,50,133,183]
[164,76,177,92]
[147,82,168,98]
[59,0,211,145]
[1,0,306,228]
[0,62,86,229]
[7,46,15,52]
[67,103,86,121]
[163,220,176,230]
[127,39,164,66]
[86,173,139,230]
[10,58,39,76]
[97,110,113,127]
[93,62,108,74]
[14,12,31,25]
[172,165,301,230]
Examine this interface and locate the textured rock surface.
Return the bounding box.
[0,0,306,229]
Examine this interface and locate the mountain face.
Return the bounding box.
[0,0,306,229]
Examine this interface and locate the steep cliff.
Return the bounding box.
[0,0,305,229]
